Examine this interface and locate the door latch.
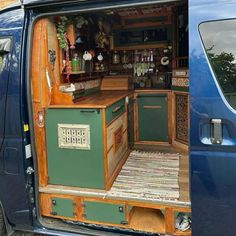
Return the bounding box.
[26,166,35,175]
[211,119,223,144]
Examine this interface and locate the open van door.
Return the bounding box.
[190,1,236,235]
[0,7,33,229]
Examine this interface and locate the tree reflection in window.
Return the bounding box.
[207,48,236,94]
[200,20,236,109]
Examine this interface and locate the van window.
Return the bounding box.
[0,38,11,72]
[199,20,236,109]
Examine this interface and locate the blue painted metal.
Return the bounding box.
[0,7,33,228]
[190,1,236,235]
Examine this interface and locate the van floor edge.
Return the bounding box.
[39,147,190,208]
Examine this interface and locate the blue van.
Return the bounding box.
[0,0,236,235]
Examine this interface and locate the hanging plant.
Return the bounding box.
[56,16,88,50]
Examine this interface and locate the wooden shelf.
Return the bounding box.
[174,229,191,236]
[63,71,86,75]
[129,207,166,234]
[113,43,168,51]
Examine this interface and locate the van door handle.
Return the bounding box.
[211,119,223,144]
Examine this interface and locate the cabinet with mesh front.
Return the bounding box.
[46,108,105,189]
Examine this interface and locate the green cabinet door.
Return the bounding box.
[46,108,105,189]
[138,94,168,142]
[84,201,127,225]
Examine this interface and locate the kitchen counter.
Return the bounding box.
[49,90,133,109]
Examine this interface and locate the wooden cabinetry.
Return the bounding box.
[106,112,128,179]
[40,193,191,235]
[135,91,172,144]
[45,97,129,190]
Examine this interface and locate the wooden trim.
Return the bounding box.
[135,141,170,146]
[103,109,109,191]
[173,229,191,236]
[168,92,173,144]
[134,93,139,142]
[40,191,191,211]
[107,148,131,190]
[106,111,126,128]
[32,19,50,187]
[40,192,191,235]
[135,89,172,93]
[165,207,175,234]
[172,91,177,145]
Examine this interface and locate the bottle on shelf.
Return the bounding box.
[71,53,80,72]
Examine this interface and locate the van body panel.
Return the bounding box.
[0,8,32,227]
[190,1,236,235]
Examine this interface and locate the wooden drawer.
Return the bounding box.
[106,112,127,150]
[107,130,128,178]
[106,112,128,178]
[106,98,126,125]
[83,200,128,225]
[40,194,79,220]
[51,197,76,219]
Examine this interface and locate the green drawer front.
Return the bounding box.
[138,94,168,142]
[46,108,105,189]
[84,201,127,225]
[106,98,125,125]
[51,198,75,218]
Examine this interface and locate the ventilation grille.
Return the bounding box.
[58,124,90,150]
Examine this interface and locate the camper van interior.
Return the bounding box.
[31,0,190,235]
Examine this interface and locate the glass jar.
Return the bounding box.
[112,51,120,64]
[71,53,80,72]
[121,50,129,64]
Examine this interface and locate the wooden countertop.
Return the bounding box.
[49,90,133,109]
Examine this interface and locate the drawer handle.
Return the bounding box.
[80,110,95,113]
[112,105,124,113]
[143,106,162,109]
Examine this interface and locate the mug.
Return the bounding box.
[83,51,92,61]
[97,53,103,61]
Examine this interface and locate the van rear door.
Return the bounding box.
[0,7,33,228]
[190,1,236,235]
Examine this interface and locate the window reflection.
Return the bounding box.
[200,20,236,109]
